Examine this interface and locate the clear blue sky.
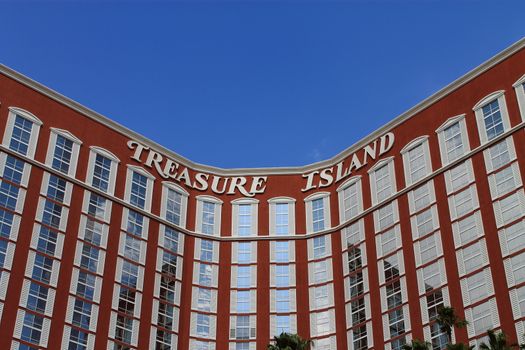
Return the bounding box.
[1,1,524,168]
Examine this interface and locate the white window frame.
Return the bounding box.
[161,182,189,228]
[45,128,82,177]
[124,165,155,212]
[368,157,396,205]
[436,114,470,166]
[514,74,525,122]
[401,136,432,186]
[305,192,331,234]
[86,146,120,195]
[2,107,42,159]
[337,176,363,224]
[195,195,223,236]
[473,90,511,144]
[231,198,258,237]
[268,197,296,236]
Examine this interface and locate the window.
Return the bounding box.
[118,286,136,315]
[69,328,88,350]
[52,135,74,174]
[386,280,402,309]
[495,191,525,226]
[370,159,395,204]
[126,210,145,237]
[409,182,433,213]
[80,244,99,272]
[0,180,19,211]
[487,139,512,171]
[384,254,400,282]
[237,266,251,288]
[453,212,481,247]
[237,290,250,313]
[46,175,67,203]
[163,227,179,253]
[388,308,405,337]
[315,310,330,335]
[121,260,139,288]
[413,207,435,238]
[200,240,213,262]
[199,264,212,286]
[237,242,251,264]
[314,284,329,308]
[87,193,107,220]
[508,252,525,285]
[26,282,48,313]
[351,297,366,325]
[161,183,188,228]
[276,265,290,287]
[3,109,42,158]
[338,178,361,222]
[275,203,289,235]
[350,272,364,298]
[376,202,396,231]
[276,289,290,313]
[21,312,44,344]
[345,221,363,247]
[312,261,327,285]
[402,138,430,185]
[161,250,177,277]
[197,288,211,311]
[420,262,442,292]
[115,314,134,344]
[305,193,330,234]
[459,240,486,275]
[36,226,58,256]
[353,325,368,350]
[72,299,92,329]
[514,75,525,121]
[3,155,25,185]
[464,271,489,304]
[76,271,96,300]
[312,198,325,232]
[276,315,290,335]
[348,246,362,272]
[83,218,103,247]
[500,220,525,255]
[482,100,504,140]
[237,204,252,236]
[158,301,175,330]
[379,226,399,257]
[470,301,493,335]
[449,186,476,220]
[235,315,250,339]
[87,148,119,195]
[196,196,222,236]
[313,236,326,259]
[417,233,440,265]
[490,164,519,198]
[32,253,53,284]
[274,241,289,263]
[442,120,466,163]
[130,171,148,209]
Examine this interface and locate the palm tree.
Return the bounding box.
[436,306,468,344]
[402,339,431,350]
[479,329,516,350]
[267,332,313,350]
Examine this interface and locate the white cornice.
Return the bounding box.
[1,37,524,176]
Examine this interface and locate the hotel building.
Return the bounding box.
[1,38,525,350]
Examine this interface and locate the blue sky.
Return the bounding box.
[1,1,524,168]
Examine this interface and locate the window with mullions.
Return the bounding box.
[350,272,364,298]
[405,142,429,184]
[275,265,290,287]
[0,180,19,211]
[0,209,14,239]
[235,315,250,339]
[274,241,289,263]
[3,155,25,185]
[445,121,465,163]
[341,180,360,221]
[46,175,67,203]
[26,282,48,314]
[69,328,88,350]
[202,201,215,235]
[80,244,99,273]
[237,242,251,264]
[161,250,177,277]
[351,297,366,325]
[275,203,289,235]
[482,100,505,141]
[76,271,96,300]
[237,204,252,237]
[9,115,34,156]
[160,278,176,304]
[237,290,250,313]
[0,239,7,267]
[374,163,393,203]
[130,171,148,209]
[87,193,107,220]
[72,299,92,329]
[197,313,210,337]
[488,139,512,171]
[200,240,213,262]
[313,236,326,259]
[126,210,145,237]
[165,187,182,226]
[426,289,444,321]
[348,246,362,272]
[84,218,103,247]
[312,198,325,232]
[237,266,251,288]
[163,227,179,253]
[32,253,53,284]
[123,234,141,262]
[121,260,139,289]
[52,134,74,174]
[314,284,329,308]
[41,199,63,230]
[276,315,290,335]
[158,301,175,329]
[199,264,212,287]
[353,325,368,350]
[91,154,112,193]
[386,281,402,309]
[21,312,44,344]
[275,289,290,313]
[115,314,134,344]
[36,226,58,256]
[197,288,211,312]
[388,308,405,337]
[118,286,136,315]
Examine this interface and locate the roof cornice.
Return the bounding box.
[1,37,524,176]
